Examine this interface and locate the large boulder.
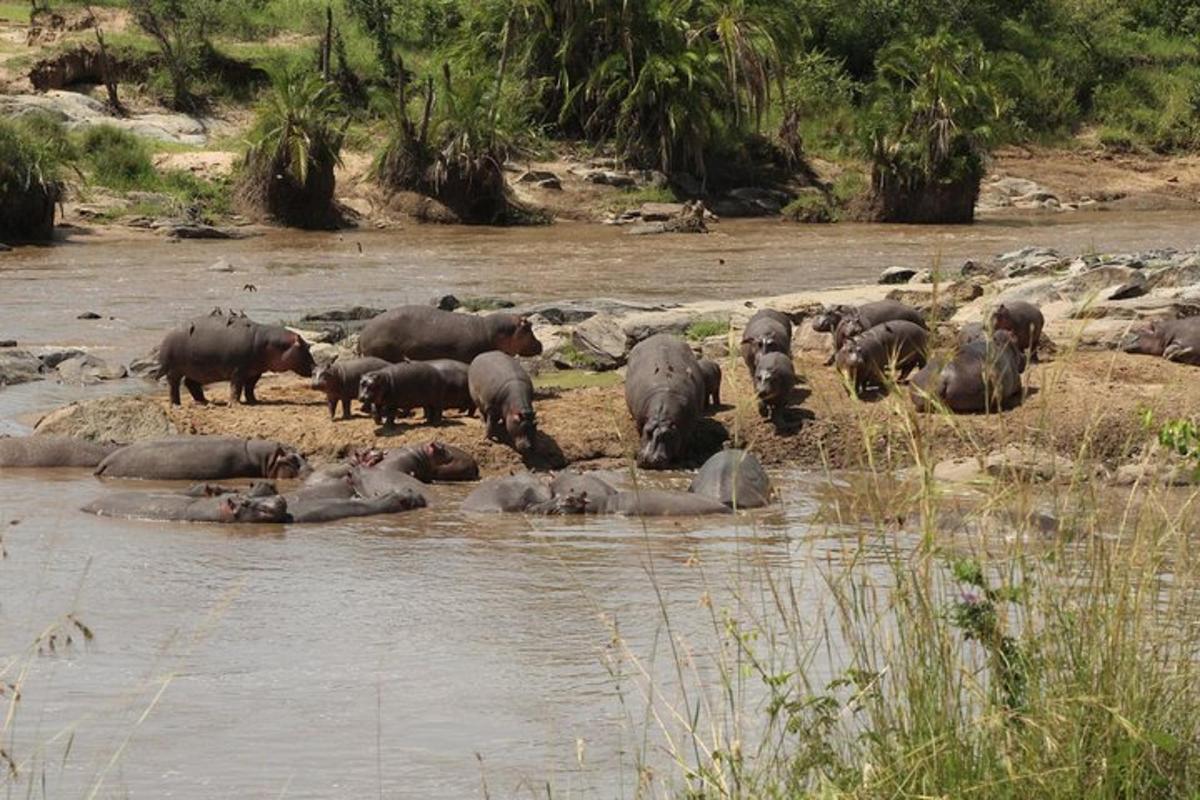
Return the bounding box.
[570,313,628,370]
[0,349,46,386]
[35,395,177,442]
[55,354,127,385]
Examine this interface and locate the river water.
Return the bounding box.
[1,213,1197,798]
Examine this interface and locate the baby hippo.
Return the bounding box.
[739,309,792,373]
[754,351,796,420]
[835,320,928,397]
[696,358,722,409]
[991,301,1044,362]
[358,362,449,426]
[311,357,391,419]
[1121,317,1200,365]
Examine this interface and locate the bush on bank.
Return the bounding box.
[0,117,66,243]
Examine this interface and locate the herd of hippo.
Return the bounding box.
[2,295,1197,526]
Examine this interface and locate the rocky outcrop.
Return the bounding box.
[0,349,47,387]
[34,395,177,442]
[0,91,208,146]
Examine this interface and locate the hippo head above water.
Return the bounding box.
[266,447,309,479]
[1120,322,1166,356]
[218,493,289,523]
[495,315,543,357]
[269,330,315,378]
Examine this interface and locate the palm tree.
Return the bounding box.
[239,68,348,230]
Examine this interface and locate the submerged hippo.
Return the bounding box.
[357,361,450,426]
[311,356,391,419]
[1121,317,1200,365]
[548,469,620,513]
[834,320,928,397]
[468,352,538,455]
[282,486,426,523]
[753,351,796,420]
[910,330,1025,413]
[349,467,432,504]
[689,449,772,509]
[602,489,731,516]
[95,436,308,481]
[991,301,1044,362]
[461,473,552,513]
[157,309,314,405]
[696,358,722,409]
[625,334,706,469]
[372,441,480,482]
[82,490,289,523]
[359,305,543,363]
[740,309,793,372]
[0,435,120,468]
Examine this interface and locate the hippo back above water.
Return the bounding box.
[625,334,706,469]
[0,435,120,468]
[359,305,543,364]
[95,436,309,481]
[157,310,314,406]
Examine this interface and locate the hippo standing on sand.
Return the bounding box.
[82,490,289,523]
[424,359,476,415]
[625,334,706,469]
[357,362,450,426]
[834,320,928,397]
[157,309,315,405]
[311,356,391,419]
[696,358,722,409]
[753,351,796,420]
[1121,317,1200,365]
[991,301,1044,362]
[359,305,543,363]
[95,436,308,481]
[468,352,538,455]
[0,435,120,468]
[816,301,927,365]
[740,309,792,372]
[689,449,772,509]
[910,330,1025,413]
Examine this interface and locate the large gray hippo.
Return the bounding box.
[467,352,538,455]
[625,334,705,469]
[740,309,792,372]
[369,441,480,482]
[157,309,315,405]
[358,305,543,363]
[834,320,928,397]
[1121,317,1200,365]
[95,436,309,480]
[461,473,553,512]
[311,356,391,419]
[910,330,1025,413]
[82,490,289,523]
[425,359,476,416]
[0,435,120,468]
[689,449,772,509]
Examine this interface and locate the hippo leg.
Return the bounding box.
[340,398,352,419]
[425,406,443,424]
[823,353,836,367]
[168,374,183,405]
[242,375,261,405]
[757,399,770,419]
[183,377,208,404]
[229,376,244,405]
[327,398,338,419]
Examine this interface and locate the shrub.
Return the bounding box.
[0,116,67,242]
[78,125,156,191]
[685,319,730,341]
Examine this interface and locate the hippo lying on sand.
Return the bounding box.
[0,436,120,468]
[625,334,705,469]
[359,305,543,363]
[461,473,553,513]
[95,436,308,481]
[157,309,314,405]
[82,490,289,523]
[1121,317,1200,365]
[689,449,772,509]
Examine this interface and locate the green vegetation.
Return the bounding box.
[781,188,834,223]
[0,116,67,242]
[685,319,731,341]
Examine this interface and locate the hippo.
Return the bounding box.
[371,441,480,482]
[696,358,722,409]
[625,334,706,469]
[82,490,289,523]
[184,480,280,498]
[822,301,928,365]
[157,309,315,405]
[95,436,308,481]
[311,356,391,419]
[991,301,1044,362]
[740,309,792,372]
[358,305,543,363]
[753,351,796,420]
[910,330,1025,414]
[357,361,450,426]
[548,470,619,513]
[689,449,772,509]
[834,320,928,397]
[424,359,476,415]
[811,304,853,333]
[467,352,538,455]
[282,487,426,523]
[348,468,432,504]
[461,473,552,513]
[957,321,987,347]
[0,435,120,468]
[1121,317,1200,365]
[602,489,731,516]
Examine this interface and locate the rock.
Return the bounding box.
[0,243,11,252]
[642,171,669,189]
[512,298,668,326]
[933,456,988,484]
[1071,296,1200,321]
[516,170,559,184]
[627,222,667,236]
[714,187,789,217]
[995,246,1066,278]
[431,295,460,311]
[0,349,46,386]
[301,307,383,323]
[35,395,177,442]
[535,177,562,190]
[879,266,917,285]
[0,340,16,348]
[1144,259,1200,290]
[1107,281,1148,301]
[698,335,730,360]
[458,296,515,312]
[309,342,342,367]
[0,91,210,146]
[570,313,628,370]
[34,347,86,369]
[640,202,686,222]
[793,320,834,354]
[55,354,127,385]
[286,326,336,345]
[160,222,244,240]
[672,172,703,196]
[884,288,958,322]
[76,311,102,320]
[983,444,1079,483]
[620,310,696,347]
[584,170,636,188]
[207,258,235,273]
[128,348,161,379]
[1112,460,1200,487]
[977,176,1047,212]
[1054,265,1145,301]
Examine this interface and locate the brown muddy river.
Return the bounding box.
[0,213,1196,797]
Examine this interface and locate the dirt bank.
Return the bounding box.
[147,348,1195,478]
